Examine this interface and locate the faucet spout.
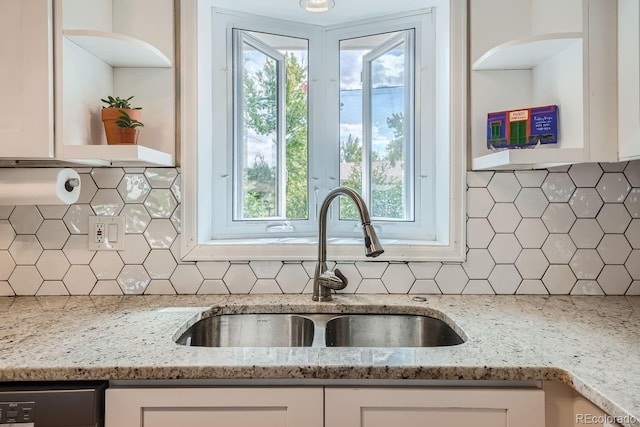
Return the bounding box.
[313,187,384,302]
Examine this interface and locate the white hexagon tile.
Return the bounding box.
[0,252,15,281]
[36,251,70,281]
[10,206,43,234]
[487,173,521,203]
[381,264,415,293]
[569,219,604,249]
[118,265,151,295]
[466,218,494,249]
[568,163,602,188]
[2,164,640,296]
[251,279,282,294]
[541,203,576,233]
[542,173,575,202]
[198,280,229,295]
[515,218,548,249]
[145,250,178,279]
[462,280,495,295]
[118,174,151,203]
[515,170,547,187]
[91,168,124,188]
[0,220,15,250]
[276,264,309,293]
[9,235,43,265]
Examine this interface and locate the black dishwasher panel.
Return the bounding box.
[0,382,106,427]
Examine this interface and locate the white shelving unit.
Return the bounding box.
[470,0,617,171]
[63,145,174,167]
[472,33,581,71]
[63,30,172,67]
[54,0,175,166]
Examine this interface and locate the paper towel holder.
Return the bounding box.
[64,178,80,192]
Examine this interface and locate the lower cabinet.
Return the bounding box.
[105,387,324,427]
[106,386,544,427]
[325,387,545,427]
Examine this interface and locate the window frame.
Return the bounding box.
[361,30,416,222]
[180,0,467,262]
[341,29,416,223]
[232,30,288,221]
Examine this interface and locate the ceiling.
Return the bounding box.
[212,0,429,26]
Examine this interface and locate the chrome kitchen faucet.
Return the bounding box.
[313,187,384,301]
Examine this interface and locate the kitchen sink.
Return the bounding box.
[176,313,465,348]
[175,314,315,347]
[324,314,465,347]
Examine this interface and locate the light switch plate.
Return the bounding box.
[88,216,126,250]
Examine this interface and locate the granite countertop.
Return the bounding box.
[0,294,638,425]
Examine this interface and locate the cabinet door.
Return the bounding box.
[618,0,640,161]
[325,387,545,427]
[0,0,54,158]
[105,387,323,427]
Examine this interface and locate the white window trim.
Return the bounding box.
[179,0,467,262]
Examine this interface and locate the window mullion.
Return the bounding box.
[361,51,373,209]
[232,30,245,220]
[277,54,287,218]
[404,30,416,221]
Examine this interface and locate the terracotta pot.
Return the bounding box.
[101,108,142,145]
[117,127,140,145]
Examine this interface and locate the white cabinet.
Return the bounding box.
[618,0,640,162]
[54,0,175,166]
[470,0,617,170]
[106,386,544,427]
[0,0,54,159]
[105,387,324,427]
[325,387,545,427]
[0,0,175,166]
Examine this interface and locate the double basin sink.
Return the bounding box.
[176,313,465,348]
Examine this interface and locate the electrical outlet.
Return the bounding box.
[88,216,126,250]
[94,223,105,243]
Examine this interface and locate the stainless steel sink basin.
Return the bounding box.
[176,314,315,347]
[325,314,464,347]
[176,313,465,348]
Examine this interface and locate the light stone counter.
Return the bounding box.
[0,295,638,425]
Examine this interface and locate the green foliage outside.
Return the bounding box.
[340,113,406,220]
[242,50,406,222]
[242,53,308,219]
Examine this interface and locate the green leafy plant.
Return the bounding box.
[115,110,144,128]
[101,96,142,110]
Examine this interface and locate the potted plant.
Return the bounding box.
[101,96,142,145]
[115,110,144,145]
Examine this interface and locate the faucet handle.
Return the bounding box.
[319,268,348,290]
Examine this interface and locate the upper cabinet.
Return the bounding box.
[55,0,175,166]
[0,0,54,159]
[470,0,617,170]
[0,0,175,166]
[618,0,640,162]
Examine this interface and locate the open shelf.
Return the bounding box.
[63,30,172,68]
[62,144,174,166]
[473,32,582,70]
[472,147,584,170]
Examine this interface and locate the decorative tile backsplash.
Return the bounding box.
[2,162,640,296]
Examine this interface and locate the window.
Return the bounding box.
[491,122,501,141]
[338,30,415,223]
[232,31,309,222]
[510,121,527,145]
[180,0,466,261]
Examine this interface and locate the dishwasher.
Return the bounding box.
[0,382,106,427]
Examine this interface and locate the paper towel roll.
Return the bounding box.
[0,168,81,205]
